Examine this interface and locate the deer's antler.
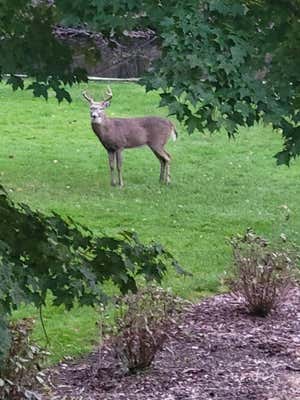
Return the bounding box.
[103,86,113,102]
[82,91,94,103]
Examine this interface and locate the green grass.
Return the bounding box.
[1,81,300,363]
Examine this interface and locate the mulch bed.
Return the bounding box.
[43,288,300,400]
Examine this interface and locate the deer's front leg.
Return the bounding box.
[116,150,124,187]
[108,151,116,186]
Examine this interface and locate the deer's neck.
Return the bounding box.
[91,114,111,137]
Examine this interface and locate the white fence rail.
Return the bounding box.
[4,74,140,82]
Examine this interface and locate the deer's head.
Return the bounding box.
[82,87,112,124]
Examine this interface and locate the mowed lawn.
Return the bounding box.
[1,82,300,363]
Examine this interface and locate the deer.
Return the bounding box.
[82,87,177,187]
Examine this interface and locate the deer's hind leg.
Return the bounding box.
[150,146,171,184]
[163,149,171,184]
[159,159,165,183]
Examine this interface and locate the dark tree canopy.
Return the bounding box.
[1,0,299,164]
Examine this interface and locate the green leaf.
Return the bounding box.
[6,76,24,91]
[187,115,203,133]
[275,150,290,166]
[27,82,48,100]
[230,45,248,65]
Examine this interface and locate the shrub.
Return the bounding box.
[105,286,185,374]
[226,229,298,317]
[0,318,48,400]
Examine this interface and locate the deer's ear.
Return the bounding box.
[102,101,110,109]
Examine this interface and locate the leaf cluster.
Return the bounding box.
[142,1,300,164]
[0,0,87,102]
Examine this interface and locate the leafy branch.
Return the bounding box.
[0,184,184,363]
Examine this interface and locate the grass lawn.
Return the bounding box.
[1,81,300,363]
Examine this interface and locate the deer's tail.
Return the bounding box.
[171,127,178,142]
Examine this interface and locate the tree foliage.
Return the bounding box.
[0,0,87,101]
[0,0,299,164]
[0,185,182,363]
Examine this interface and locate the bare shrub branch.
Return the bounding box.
[226,229,299,316]
[103,286,186,374]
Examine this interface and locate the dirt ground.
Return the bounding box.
[43,288,300,400]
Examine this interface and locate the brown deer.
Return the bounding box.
[83,87,177,187]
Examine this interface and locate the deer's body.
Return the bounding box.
[83,88,177,187]
[92,116,176,150]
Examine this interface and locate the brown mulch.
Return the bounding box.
[43,288,300,400]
